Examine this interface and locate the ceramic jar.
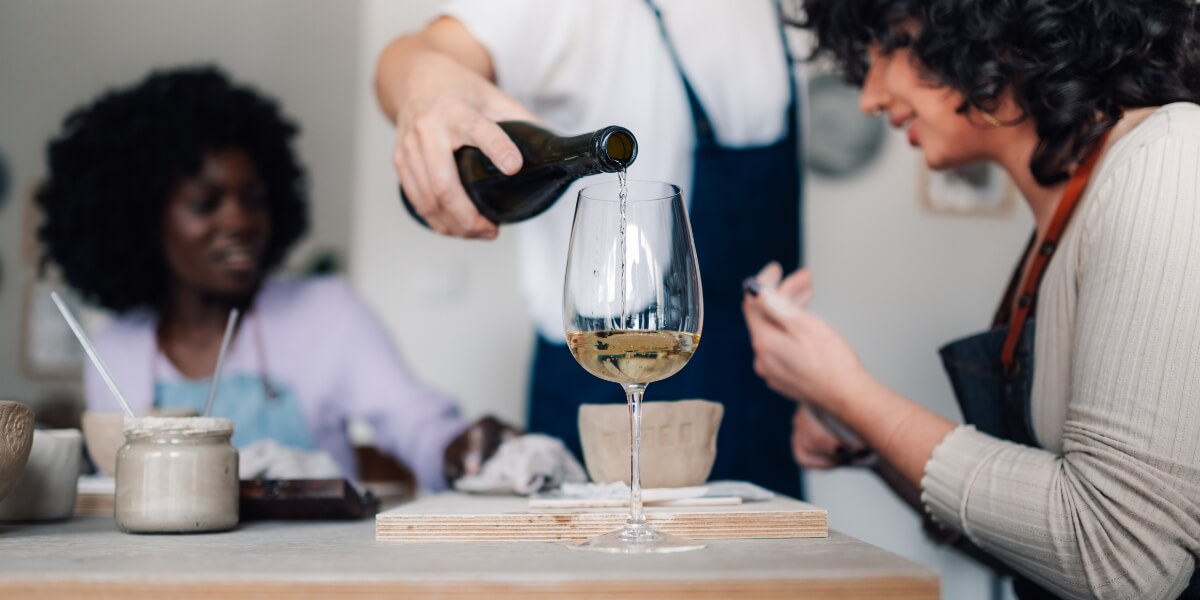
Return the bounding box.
[115,417,238,533]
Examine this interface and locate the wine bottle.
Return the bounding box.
[399,121,637,226]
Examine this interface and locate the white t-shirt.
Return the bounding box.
[443,0,803,341]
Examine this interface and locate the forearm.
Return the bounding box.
[375,35,438,122]
[833,373,956,488]
[374,17,495,123]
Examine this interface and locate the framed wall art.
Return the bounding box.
[918,160,1016,217]
[19,277,110,381]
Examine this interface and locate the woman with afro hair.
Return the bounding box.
[37,66,510,491]
[744,1,1200,598]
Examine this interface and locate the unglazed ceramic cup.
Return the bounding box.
[579,399,723,488]
[0,401,35,503]
[82,409,198,477]
[115,416,238,533]
[0,428,82,521]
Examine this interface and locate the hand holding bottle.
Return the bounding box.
[375,16,539,239]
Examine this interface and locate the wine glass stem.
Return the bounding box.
[625,383,647,528]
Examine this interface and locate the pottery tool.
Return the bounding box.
[203,308,239,417]
[528,495,741,509]
[529,481,774,509]
[51,292,135,419]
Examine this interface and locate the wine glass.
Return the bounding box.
[563,179,704,554]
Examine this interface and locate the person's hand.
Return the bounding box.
[791,404,872,469]
[442,415,521,485]
[742,262,866,414]
[390,52,537,239]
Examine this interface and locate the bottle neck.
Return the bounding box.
[543,126,637,174]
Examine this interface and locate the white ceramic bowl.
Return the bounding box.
[0,429,82,521]
[578,399,723,488]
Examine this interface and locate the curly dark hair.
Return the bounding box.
[795,0,1200,185]
[37,65,308,312]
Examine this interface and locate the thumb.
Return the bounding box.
[779,268,813,299]
[757,279,800,324]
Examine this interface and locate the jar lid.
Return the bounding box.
[123,416,234,437]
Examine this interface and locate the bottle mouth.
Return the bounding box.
[598,127,637,169]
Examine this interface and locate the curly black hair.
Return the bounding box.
[795,0,1200,185]
[37,66,308,312]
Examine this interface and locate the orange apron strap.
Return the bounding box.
[1001,131,1112,372]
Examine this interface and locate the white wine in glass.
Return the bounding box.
[564,330,699,385]
[563,179,704,554]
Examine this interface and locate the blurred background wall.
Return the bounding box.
[0,1,1032,596]
[0,0,362,421]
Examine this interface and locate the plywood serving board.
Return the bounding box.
[376,492,827,542]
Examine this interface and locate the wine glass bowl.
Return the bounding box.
[563,179,704,553]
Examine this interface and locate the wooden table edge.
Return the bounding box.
[0,575,940,599]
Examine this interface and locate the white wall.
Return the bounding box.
[0,0,362,415]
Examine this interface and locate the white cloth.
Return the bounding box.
[921,103,1200,599]
[454,434,587,495]
[442,0,804,341]
[238,439,343,480]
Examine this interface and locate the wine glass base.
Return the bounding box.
[567,524,707,554]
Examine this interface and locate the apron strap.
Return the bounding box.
[643,0,798,148]
[1001,131,1112,373]
[992,232,1036,327]
[250,309,279,402]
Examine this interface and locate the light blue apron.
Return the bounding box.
[154,313,314,451]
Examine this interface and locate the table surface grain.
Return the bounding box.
[0,517,938,599]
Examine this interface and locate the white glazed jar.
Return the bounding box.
[115,417,238,533]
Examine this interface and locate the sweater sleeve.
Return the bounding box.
[323,280,468,492]
[921,117,1200,599]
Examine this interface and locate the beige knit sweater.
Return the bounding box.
[921,103,1200,600]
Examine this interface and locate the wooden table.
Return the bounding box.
[0,517,938,599]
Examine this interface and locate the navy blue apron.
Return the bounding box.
[529,0,804,498]
[939,134,1200,599]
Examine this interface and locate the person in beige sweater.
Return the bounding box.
[744,1,1200,598]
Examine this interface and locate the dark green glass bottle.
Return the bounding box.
[400,121,637,226]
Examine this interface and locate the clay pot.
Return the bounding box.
[80,412,125,478]
[82,409,198,477]
[0,429,82,521]
[579,399,723,488]
[0,401,35,502]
